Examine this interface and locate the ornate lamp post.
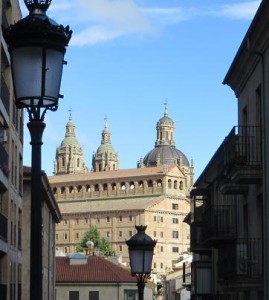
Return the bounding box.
[3,1,72,299]
[126,225,157,300]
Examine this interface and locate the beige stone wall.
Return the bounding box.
[56,283,149,300]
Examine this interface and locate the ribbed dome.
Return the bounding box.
[143,145,189,167]
[61,136,80,147]
[60,117,81,147]
[96,143,116,156]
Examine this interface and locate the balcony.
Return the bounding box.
[0,213,7,241]
[221,126,262,184]
[190,189,210,252]
[0,75,10,115]
[0,143,9,179]
[203,204,237,244]
[218,238,262,281]
[0,284,7,300]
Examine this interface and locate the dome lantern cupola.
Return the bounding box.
[142,103,190,168]
[92,117,119,172]
[54,111,88,175]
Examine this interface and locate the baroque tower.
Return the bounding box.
[92,118,119,172]
[54,113,87,175]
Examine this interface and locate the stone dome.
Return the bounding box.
[143,145,189,167]
[142,105,189,167]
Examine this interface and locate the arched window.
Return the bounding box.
[157,179,162,187]
[69,186,74,193]
[130,181,135,189]
[174,180,178,189]
[94,184,99,192]
[148,180,153,187]
[103,183,108,191]
[61,187,65,194]
[139,181,143,188]
[121,182,126,190]
[86,184,91,192]
[112,183,116,190]
[168,179,172,189]
[99,163,102,171]
[77,185,82,192]
[77,158,80,167]
[180,181,184,190]
[61,157,65,167]
[53,187,57,194]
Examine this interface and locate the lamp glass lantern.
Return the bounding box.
[126,225,157,275]
[3,0,72,114]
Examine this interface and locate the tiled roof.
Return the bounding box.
[57,195,165,214]
[49,165,176,184]
[56,256,137,283]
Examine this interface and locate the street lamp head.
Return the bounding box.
[2,0,72,120]
[126,225,157,276]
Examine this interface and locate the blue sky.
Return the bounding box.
[20,0,261,179]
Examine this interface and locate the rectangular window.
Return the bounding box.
[85,218,89,223]
[129,216,133,221]
[76,233,80,239]
[69,291,79,300]
[119,216,122,222]
[106,231,111,238]
[172,203,178,210]
[89,291,99,300]
[64,219,68,225]
[172,218,179,224]
[172,231,178,239]
[124,289,137,300]
[154,231,157,237]
[119,231,122,237]
[172,247,179,253]
[64,233,68,240]
[160,232,163,238]
[56,234,58,240]
[106,216,111,223]
[154,216,157,222]
[160,216,163,222]
[129,231,132,237]
[119,245,122,252]
[75,219,79,224]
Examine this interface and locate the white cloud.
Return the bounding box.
[26,0,260,46]
[216,1,261,20]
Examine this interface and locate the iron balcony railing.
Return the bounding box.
[0,143,9,177]
[218,238,262,280]
[203,204,237,243]
[222,126,262,170]
[0,75,10,114]
[0,213,8,241]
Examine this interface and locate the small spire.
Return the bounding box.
[68,107,72,121]
[164,99,168,116]
[104,115,108,128]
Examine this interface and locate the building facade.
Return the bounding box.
[0,1,23,299]
[22,168,62,300]
[50,107,194,279]
[188,1,267,299]
[55,254,147,300]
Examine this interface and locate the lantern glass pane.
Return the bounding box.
[129,249,144,274]
[11,47,64,107]
[12,47,43,103]
[143,250,154,273]
[44,49,64,101]
[129,249,153,274]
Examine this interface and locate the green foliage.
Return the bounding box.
[75,226,114,256]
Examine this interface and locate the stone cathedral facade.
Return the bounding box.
[49,107,194,276]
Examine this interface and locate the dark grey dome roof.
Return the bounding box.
[143,145,189,167]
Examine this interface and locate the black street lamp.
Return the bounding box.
[126,225,157,300]
[3,1,72,299]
